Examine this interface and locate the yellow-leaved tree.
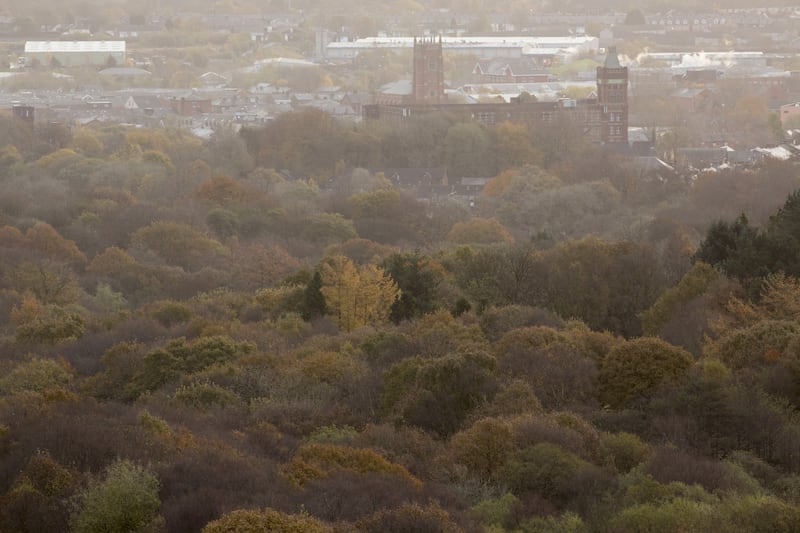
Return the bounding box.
[319,255,400,332]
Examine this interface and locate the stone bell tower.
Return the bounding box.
[412,35,445,105]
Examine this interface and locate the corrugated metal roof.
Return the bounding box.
[24,41,126,53]
[328,36,597,49]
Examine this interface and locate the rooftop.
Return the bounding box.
[328,35,598,50]
[25,41,126,53]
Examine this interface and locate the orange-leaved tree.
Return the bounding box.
[319,255,400,332]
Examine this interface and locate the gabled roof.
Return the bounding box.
[727,150,755,164]
[342,92,372,105]
[99,67,151,77]
[753,145,795,160]
[676,147,727,167]
[379,80,413,96]
[473,57,549,78]
[371,168,448,187]
[122,94,166,109]
[75,116,106,126]
[199,72,228,83]
[628,156,675,174]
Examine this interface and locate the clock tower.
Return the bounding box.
[596,47,628,143]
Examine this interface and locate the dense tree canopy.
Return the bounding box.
[1,116,800,532]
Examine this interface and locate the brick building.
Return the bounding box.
[365,40,628,145]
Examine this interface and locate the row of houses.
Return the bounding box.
[0,12,305,42]
[1,83,375,134]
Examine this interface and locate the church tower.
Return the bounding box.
[413,36,445,105]
[596,46,628,143]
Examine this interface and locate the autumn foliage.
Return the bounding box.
[2,118,800,532]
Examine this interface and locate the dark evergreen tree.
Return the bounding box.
[694,213,767,288]
[695,192,800,292]
[381,253,441,323]
[765,190,800,277]
[452,297,472,317]
[301,271,327,320]
[694,214,753,268]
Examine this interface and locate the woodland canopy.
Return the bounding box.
[2,111,800,531]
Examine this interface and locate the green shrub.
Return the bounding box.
[601,432,651,473]
[0,358,72,394]
[71,460,162,533]
[173,381,240,410]
[151,301,192,328]
[203,508,331,533]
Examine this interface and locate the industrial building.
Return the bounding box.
[23,41,126,67]
[365,38,629,145]
[325,35,599,62]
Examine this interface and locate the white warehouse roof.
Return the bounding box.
[328,36,598,51]
[325,36,598,60]
[24,41,126,53]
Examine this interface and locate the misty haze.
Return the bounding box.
[2,0,800,531]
